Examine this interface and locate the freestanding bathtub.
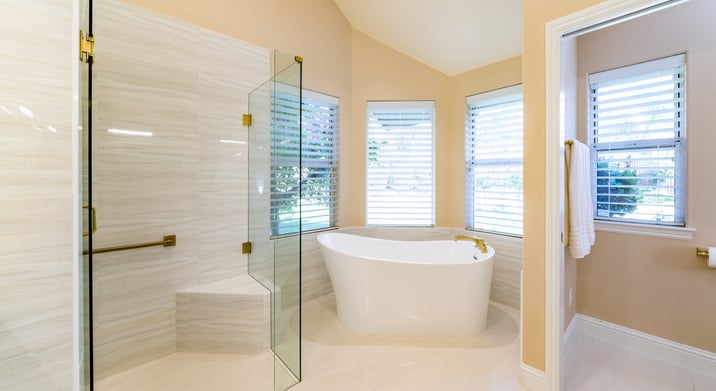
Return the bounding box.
[317,232,495,337]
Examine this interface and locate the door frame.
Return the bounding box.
[544,0,688,389]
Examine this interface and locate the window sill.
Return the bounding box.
[593,220,695,241]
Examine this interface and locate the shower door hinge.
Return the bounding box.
[242,241,252,254]
[242,114,252,127]
[79,30,94,64]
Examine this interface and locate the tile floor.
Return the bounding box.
[97,293,523,391]
[96,293,716,390]
[292,295,523,391]
[563,330,716,391]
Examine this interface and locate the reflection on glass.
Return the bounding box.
[107,128,153,137]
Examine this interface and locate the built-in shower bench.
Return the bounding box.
[176,275,270,354]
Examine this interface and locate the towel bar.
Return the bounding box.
[83,235,176,255]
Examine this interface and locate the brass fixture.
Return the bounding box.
[83,235,176,255]
[696,247,710,257]
[79,30,94,64]
[82,204,97,237]
[242,114,252,126]
[294,56,303,64]
[454,235,488,253]
[565,140,574,145]
[242,241,252,254]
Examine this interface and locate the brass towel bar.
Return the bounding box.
[83,235,177,255]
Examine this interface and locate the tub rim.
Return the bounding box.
[317,231,495,266]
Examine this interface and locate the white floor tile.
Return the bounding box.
[96,294,523,390]
[563,331,716,391]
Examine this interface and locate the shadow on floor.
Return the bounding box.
[300,294,518,349]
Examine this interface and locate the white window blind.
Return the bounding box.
[366,101,434,226]
[465,85,523,236]
[271,89,338,236]
[589,54,685,226]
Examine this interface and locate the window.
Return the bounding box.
[271,90,338,236]
[366,101,434,226]
[589,54,685,226]
[465,85,524,236]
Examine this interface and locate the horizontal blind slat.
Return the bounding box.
[590,57,685,225]
[366,102,435,226]
[466,87,523,235]
[270,90,338,235]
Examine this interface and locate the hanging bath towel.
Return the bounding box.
[567,140,595,259]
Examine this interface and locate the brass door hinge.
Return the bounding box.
[80,30,94,64]
[242,114,252,127]
[242,241,252,254]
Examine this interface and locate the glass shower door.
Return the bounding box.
[248,52,303,391]
[86,1,281,390]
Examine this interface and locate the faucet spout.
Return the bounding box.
[454,235,488,253]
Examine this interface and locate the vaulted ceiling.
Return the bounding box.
[333,0,523,76]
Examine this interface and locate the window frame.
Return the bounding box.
[270,88,339,237]
[465,84,524,237]
[365,100,436,227]
[588,54,686,227]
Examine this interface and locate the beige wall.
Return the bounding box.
[522,0,607,372]
[575,0,716,354]
[348,30,450,226]
[349,33,522,228]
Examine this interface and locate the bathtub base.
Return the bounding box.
[319,232,495,338]
[333,262,493,337]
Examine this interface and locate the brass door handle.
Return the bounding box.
[82,204,97,237]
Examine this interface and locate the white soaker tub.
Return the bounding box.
[317,232,495,337]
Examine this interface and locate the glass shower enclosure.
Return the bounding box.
[248,52,303,391]
[81,1,302,390]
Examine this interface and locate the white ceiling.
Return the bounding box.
[333,0,523,76]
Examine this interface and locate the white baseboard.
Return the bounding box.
[574,314,716,375]
[520,362,547,391]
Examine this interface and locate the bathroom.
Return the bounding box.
[2,0,716,390]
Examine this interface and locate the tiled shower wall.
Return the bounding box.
[91,0,269,379]
[0,1,75,390]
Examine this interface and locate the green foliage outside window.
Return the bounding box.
[596,161,641,217]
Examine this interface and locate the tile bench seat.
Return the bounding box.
[176,275,270,354]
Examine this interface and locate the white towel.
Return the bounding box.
[567,140,595,259]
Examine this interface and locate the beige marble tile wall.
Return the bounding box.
[302,231,333,301]
[197,28,268,284]
[0,1,75,390]
[91,0,269,380]
[317,227,523,308]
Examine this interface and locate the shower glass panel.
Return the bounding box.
[87,1,296,390]
[248,51,303,391]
